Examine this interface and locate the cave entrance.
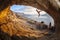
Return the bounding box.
[0,0,60,40]
[10,5,55,34]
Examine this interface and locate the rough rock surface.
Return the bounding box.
[0,0,60,40]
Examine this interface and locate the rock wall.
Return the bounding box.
[0,0,60,40]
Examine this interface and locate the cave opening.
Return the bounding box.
[10,4,55,33]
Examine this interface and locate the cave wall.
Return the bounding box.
[0,0,60,40]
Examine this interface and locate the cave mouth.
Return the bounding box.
[10,5,54,26]
[10,4,55,34]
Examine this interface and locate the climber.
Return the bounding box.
[36,9,42,17]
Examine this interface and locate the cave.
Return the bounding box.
[0,0,60,40]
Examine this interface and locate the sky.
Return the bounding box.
[10,5,54,26]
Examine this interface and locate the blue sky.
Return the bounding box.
[10,5,27,12]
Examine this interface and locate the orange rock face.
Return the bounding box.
[0,6,43,37]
